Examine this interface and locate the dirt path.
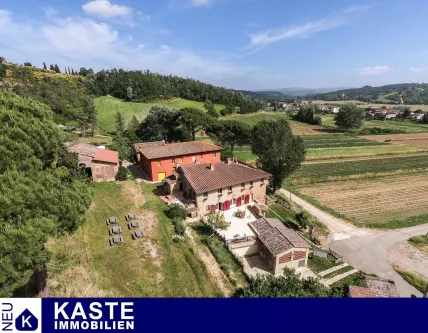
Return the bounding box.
[387,241,428,280]
[185,228,232,297]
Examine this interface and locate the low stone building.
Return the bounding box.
[348,277,400,298]
[67,142,119,182]
[248,218,311,274]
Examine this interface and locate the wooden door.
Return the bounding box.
[245,195,250,204]
[237,197,242,207]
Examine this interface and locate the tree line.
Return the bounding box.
[0,90,92,297]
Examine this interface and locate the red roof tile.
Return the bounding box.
[93,149,119,164]
[348,286,378,298]
[249,218,310,256]
[139,141,223,160]
[180,162,271,194]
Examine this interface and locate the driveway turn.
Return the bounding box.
[280,189,428,297]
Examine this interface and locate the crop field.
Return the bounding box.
[95,95,224,133]
[292,154,428,183]
[303,135,388,148]
[320,115,428,133]
[311,100,428,112]
[305,144,424,160]
[295,172,428,228]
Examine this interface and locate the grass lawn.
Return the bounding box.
[321,114,428,134]
[393,266,427,293]
[223,112,288,127]
[47,181,222,297]
[307,254,339,273]
[330,272,366,297]
[191,223,248,289]
[95,95,224,133]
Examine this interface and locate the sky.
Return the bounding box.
[0,0,428,90]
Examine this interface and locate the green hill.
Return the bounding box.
[312,83,428,105]
[95,95,224,133]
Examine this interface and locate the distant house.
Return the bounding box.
[248,218,311,274]
[134,141,223,182]
[164,159,271,217]
[67,142,119,182]
[348,276,399,298]
[331,106,340,114]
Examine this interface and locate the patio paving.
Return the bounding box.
[241,255,271,278]
[218,204,258,241]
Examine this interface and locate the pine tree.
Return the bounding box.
[54,64,61,73]
[43,62,47,70]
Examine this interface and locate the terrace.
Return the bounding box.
[217,204,258,242]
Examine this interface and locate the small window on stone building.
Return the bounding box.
[157,161,161,166]
[228,186,232,191]
[218,188,222,194]
[241,183,245,189]
[204,192,208,198]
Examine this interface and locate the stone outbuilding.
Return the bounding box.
[67,142,119,182]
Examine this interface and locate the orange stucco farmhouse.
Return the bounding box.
[133,141,223,182]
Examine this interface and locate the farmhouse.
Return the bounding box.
[67,142,119,182]
[165,159,270,217]
[248,218,310,274]
[134,141,223,181]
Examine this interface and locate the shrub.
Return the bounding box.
[295,211,310,229]
[165,203,188,220]
[174,219,186,236]
[221,147,233,161]
[115,166,128,181]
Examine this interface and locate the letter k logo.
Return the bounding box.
[15,309,38,331]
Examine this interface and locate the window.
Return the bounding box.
[218,188,222,194]
[228,186,232,192]
[157,161,162,166]
[241,195,245,201]
[250,181,254,186]
[232,198,236,205]
[172,159,176,163]
[213,153,217,157]
[204,192,208,198]
[180,158,183,163]
[241,183,245,189]
[206,205,211,211]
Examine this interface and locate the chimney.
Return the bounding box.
[210,163,215,171]
[227,158,232,165]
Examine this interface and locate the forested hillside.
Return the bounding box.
[87,69,263,113]
[0,90,92,296]
[312,83,428,104]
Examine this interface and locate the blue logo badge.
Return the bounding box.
[15,309,38,331]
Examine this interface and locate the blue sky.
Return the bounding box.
[0,0,427,89]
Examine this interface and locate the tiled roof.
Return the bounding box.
[348,286,378,298]
[139,141,223,160]
[365,277,400,298]
[180,162,271,194]
[93,149,119,164]
[133,141,164,153]
[249,218,310,256]
[67,142,98,157]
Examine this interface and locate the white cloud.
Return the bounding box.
[409,66,424,72]
[357,66,391,76]
[0,10,288,89]
[249,5,370,47]
[42,8,58,16]
[82,0,132,18]
[250,18,345,46]
[190,0,213,6]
